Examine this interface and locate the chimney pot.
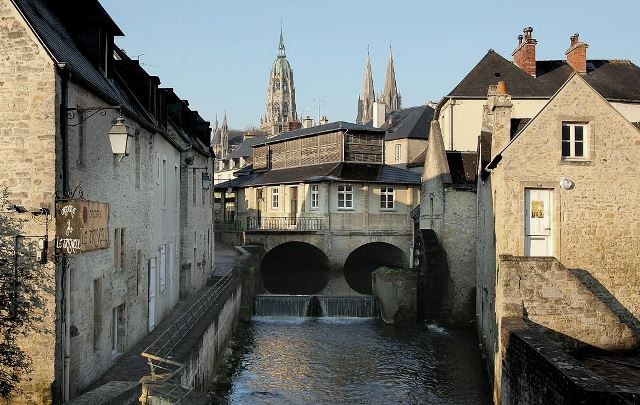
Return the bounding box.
[524,27,533,39]
[517,34,523,45]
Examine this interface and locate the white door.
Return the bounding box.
[525,189,553,256]
[148,258,157,332]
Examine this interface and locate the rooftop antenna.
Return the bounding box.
[313,99,325,125]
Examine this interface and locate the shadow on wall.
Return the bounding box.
[570,268,640,345]
[414,229,450,323]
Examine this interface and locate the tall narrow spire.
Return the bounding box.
[278,24,286,58]
[381,45,401,113]
[356,48,376,125]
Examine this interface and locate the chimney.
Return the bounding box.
[512,27,537,77]
[319,115,329,125]
[302,116,314,129]
[373,100,386,128]
[486,82,512,159]
[565,33,589,74]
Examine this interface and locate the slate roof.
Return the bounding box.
[448,50,640,102]
[446,151,477,187]
[382,105,434,141]
[239,162,421,187]
[13,0,157,130]
[213,174,256,191]
[261,121,385,145]
[227,135,267,160]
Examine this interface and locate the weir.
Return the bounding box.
[254,294,379,317]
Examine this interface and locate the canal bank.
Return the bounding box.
[211,317,491,404]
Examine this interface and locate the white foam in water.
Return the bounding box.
[254,295,312,317]
[425,322,448,335]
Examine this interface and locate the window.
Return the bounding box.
[271,187,279,209]
[77,110,85,168]
[192,170,197,205]
[395,144,402,162]
[135,135,141,189]
[159,244,166,293]
[380,187,395,210]
[310,185,319,210]
[114,228,125,271]
[93,278,102,350]
[175,165,179,211]
[156,155,160,184]
[562,122,588,159]
[111,304,124,355]
[337,185,354,209]
[162,158,167,209]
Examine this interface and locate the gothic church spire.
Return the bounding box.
[356,48,376,125]
[381,45,401,113]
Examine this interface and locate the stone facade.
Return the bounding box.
[0,1,215,403]
[0,1,58,402]
[477,75,640,402]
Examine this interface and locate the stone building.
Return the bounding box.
[438,27,640,152]
[477,75,640,402]
[0,0,213,403]
[260,28,298,136]
[214,121,420,296]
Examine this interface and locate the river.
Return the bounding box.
[213,317,490,404]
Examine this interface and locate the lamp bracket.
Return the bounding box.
[66,105,122,127]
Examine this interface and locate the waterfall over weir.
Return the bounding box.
[254,295,379,318]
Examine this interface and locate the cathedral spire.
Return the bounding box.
[278,24,286,58]
[356,48,376,125]
[381,45,401,113]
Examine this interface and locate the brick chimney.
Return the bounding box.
[512,27,537,77]
[565,33,589,74]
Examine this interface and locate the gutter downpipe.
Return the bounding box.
[58,63,71,403]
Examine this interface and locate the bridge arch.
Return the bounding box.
[343,242,408,295]
[261,241,330,294]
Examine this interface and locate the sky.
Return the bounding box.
[101,0,640,130]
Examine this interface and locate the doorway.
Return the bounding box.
[524,189,553,256]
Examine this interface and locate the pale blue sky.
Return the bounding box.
[101,0,640,130]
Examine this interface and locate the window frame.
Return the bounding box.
[561,122,589,160]
[380,187,396,211]
[271,187,280,210]
[310,185,319,210]
[395,144,402,162]
[337,184,354,210]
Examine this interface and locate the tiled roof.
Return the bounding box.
[239,162,420,187]
[213,174,256,191]
[261,121,385,145]
[382,105,434,140]
[448,50,640,102]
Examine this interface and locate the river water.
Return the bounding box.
[215,317,490,404]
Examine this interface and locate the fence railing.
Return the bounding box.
[141,266,238,382]
[215,217,324,232]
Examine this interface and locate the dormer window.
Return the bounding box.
[562,122,588,160]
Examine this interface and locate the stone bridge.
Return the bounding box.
[216,220,412,296]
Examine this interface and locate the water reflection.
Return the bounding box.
[218,317,490,404]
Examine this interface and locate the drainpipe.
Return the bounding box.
[58,63,71,403]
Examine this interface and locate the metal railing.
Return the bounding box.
[141,266,238,381]
[246,216,323,231]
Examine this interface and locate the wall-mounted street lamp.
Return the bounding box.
[192,167,211,190]
[67,105,134,161]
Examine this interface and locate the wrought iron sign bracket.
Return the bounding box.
[66,105,122,127]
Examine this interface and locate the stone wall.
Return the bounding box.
[498,256,636,350]
[500,318,634,405]
[0,0,58,402]
[65,82,155,397]
[180,282,242,391]
[179,150,214,298]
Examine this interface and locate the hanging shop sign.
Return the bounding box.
[55,199,110,254]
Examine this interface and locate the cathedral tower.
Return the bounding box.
[380,45,401,113]
[356,49,376,125]
[261,27,297,136]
